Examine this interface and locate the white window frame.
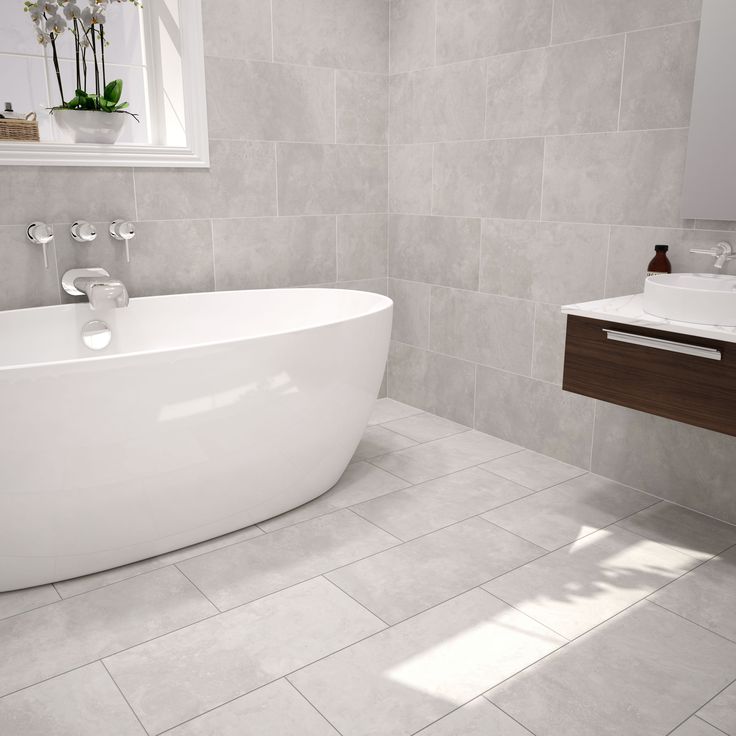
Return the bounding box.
[0,0,209,168]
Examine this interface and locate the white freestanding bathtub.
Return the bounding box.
[0,288,392,591]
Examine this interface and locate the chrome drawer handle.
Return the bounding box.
[603,329,722,361]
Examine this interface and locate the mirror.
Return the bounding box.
[682,0,736,220]
[0,0,208,167]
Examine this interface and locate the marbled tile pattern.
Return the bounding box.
[2,399,735,735]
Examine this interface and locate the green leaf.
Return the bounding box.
[114,101,129,110]
[104,79,123,105]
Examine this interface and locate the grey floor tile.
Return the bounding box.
[353,467,532,541]
[671,717,732,736]
[368,398,424,425]
[699,679,736,735]
[415,697,533,735]
[0,585,59,621]
[0,663,145,736]
[177,509,398,611]
[259,462,409,533]
[106,578,384,735]
[352,426,418,461]
[167,679,339,735]
[480,449,586,492]
[651,546,736,643]
[382,412,469,443]
[484,527,699,639]
[54,525,264,599]
[371,431,523,484]
[0,566,215,697]
[290,588,565,736]
[489,602,736,736]
[615,502,736,562]
[327,518,544,624]
[482,474,657,551]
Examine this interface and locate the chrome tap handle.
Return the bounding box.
[26,221,53,268]
[71,220,97,243]
[109,220,135,263]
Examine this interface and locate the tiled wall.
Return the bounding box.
[0,0,390,312]
[386,0,736,523]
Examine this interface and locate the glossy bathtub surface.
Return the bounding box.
[0,289,393,591]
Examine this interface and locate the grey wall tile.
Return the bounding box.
[532,304,568,386]
[135,140,277,221]
[335,277,388,295]
[337,214,388,282]
[429,287,535,374]
[542,129,689,227]
[475,366,595,467]
[0,226,60,310]
[620,22,700,132]
[202,0,272,61]
[390,0,435,74]
[433,138,544,219]
[336,71,388,145]
[0,166,135,228]
[277,143,388,215]
[206,58,335,142]
[485,36,624,139]
[436,0,553,64]
[213,216,336,290]
[592,402,736,524]
[552,0,702,44]
[388,341,476,425]
[56,220,214,299]
[272,0,389,73]
[480,220,609,304]
[389,144,433,214]
[605,226,736,298]
[388,278,430,347]
[389,214,480,289]
[389,61,486,144]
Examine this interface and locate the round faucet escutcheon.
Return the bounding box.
[81,320,112,351]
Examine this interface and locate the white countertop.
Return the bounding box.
[562,293,736,344]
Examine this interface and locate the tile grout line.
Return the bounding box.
[321,575,391,627]
[174,563,224,613]
[664,674,736,736]
[616,32,628,131]
[286,676,347,736]
[100,659,152,736]
[648,594,736,648]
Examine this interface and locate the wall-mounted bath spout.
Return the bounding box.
[62,268,130,310]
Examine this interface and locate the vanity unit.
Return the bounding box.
[562,275,736,438]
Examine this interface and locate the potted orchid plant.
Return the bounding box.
[24,0,141,144]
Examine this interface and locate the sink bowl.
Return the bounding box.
[644,273,736,327]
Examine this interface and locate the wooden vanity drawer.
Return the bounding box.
[562,315,736,436]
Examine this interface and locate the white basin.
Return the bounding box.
[644,273,736,327]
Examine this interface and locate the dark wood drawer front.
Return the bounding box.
[562,315,736,437]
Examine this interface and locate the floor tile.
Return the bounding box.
[368,398,423,425]
[698,679,736,735]
[167,679,339,735]
[615,502,736,561]
[353,467,532,541]
[415,697,533,736]
[371,431,523,484]
[106,578,384,735]
[328,518,544,624]
[0,566,215,697]
[489,602,736,736]
[289,588,565,736]
[54,525,264,599]
[259,462,409,533]
[671,716,731,736]
[381,412,469,443]
[0,585,59,621]
[480,449,586,491]
[177,509,398,611]
[482,473,657,551]
[651,546,736,643]
[352,426,418,461]
[0,663,145,736]
[484,527,699,639]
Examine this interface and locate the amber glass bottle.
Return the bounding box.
[647,244,672,277]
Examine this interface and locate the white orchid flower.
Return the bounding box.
[63,2,81,19]
[46,13,67,34]
[27,5,44,23]
[35,27,52,45]
[81,4,105,24]
[37,1,58,13]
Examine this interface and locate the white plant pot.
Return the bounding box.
[53,109,126,144]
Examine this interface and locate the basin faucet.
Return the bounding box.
[61,268,129,310]
[689,241,735,270]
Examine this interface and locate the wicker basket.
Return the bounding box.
[0,114,40,142]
